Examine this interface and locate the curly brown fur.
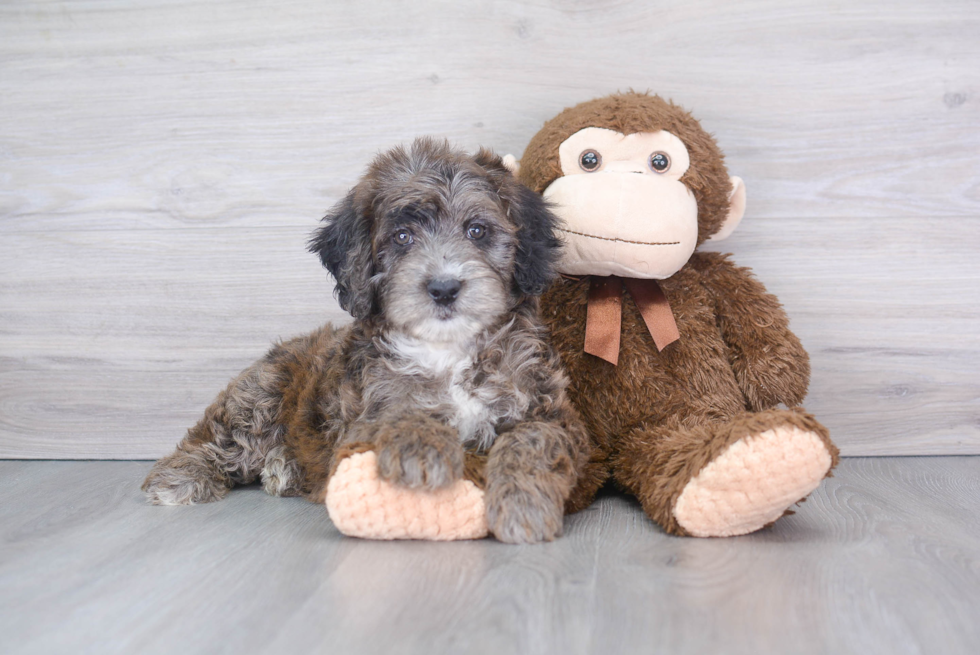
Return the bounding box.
[143,139,592,544]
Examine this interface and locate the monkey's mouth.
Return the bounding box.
[556,227,680,247]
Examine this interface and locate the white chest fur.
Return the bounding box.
[385,334,497,448]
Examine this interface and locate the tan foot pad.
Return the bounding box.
[325,451,489,541]
[673,426,833,537]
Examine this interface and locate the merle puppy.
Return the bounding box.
[142,138,591,543]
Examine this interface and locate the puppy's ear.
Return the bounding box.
[507,182,563,296]
[308,190,376,319]
[476,149,562,296]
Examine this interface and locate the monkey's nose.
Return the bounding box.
[426,278,462,306]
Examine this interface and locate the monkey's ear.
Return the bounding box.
[707,176,746,242]
[501,154,521,175]
[307,190,376,319]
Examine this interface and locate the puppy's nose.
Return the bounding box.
[426,278,462,306]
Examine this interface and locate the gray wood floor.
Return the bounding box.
[1,459,978,655]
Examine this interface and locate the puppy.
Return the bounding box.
[142,138,591,543]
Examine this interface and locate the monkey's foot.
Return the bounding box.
[326,450,488,541]
[672,425,833,537]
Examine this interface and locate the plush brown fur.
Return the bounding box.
[520,93,839,536]
[142,139,592,544]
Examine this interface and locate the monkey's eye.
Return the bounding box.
[649,152,671,173]
[579,149,602,172]
[392,228,413,245]
[466,223,487,240]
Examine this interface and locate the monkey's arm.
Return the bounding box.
[697,253,810,410]
[323,412,486,541]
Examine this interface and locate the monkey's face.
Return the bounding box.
[543,127,699,279]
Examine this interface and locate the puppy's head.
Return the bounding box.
[309,138,561,342]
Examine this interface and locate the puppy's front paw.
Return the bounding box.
[486,477,564,544]
[376,422,464,490]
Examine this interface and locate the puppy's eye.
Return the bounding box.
[392,229,413,245]
[649,152,670,173]
[579,149,601,172]
[466,224,487,240]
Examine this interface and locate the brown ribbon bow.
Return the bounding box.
[584,276,680,365]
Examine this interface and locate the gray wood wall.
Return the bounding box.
[1,0,978,458]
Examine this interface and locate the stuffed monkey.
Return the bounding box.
[510,92,839,537]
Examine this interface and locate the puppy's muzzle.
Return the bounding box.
[426,278,462,306]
